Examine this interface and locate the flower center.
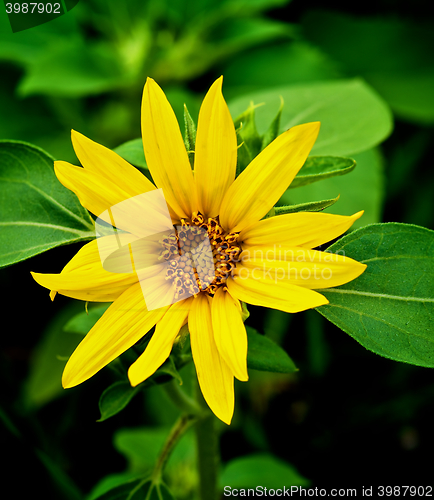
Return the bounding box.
[159,212,241,299]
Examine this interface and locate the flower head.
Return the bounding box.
[32,77,366,424]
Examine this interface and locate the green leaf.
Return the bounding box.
[302,11,434,124]
[113,139,147,169]
[0,141,94,268]
[275,195,339,215]
[154,357,183,386]
[92,478,174,500]
[317,223,434,368]
[98,381,143,422]
[290,156,356,189]
[220,453,310,489]
[64,304,110,335]
[222,41,341,94]
[18,39,126,97]
[114,426,195,474]
[281,148,384,229]
[183,104,197,168]
[228,79,393,157]
[246,326,297,373]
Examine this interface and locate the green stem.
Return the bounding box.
[152,413,196,482]
[194,384,220,500]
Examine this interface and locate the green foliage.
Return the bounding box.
[274,196,339,215]
[23,302,84,408]
[64,304,110,334]
[92,478,174,500]
[318,223,434,368]
[246,326,297,373]
[234,104,263,175]
[282,148,384,228]
[98,381,143,422]
[228,79,393,157]
[0,141,94,268]
[290,156,356,188]
[113,139,147,169]
[222,41,341,96]
[302,10,434,124]
[220,453,310,489]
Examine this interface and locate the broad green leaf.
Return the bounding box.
[222,41,340,97]
[98,381,142,422]
[281,148,384,228]
[246,326,297,373]
[220,453,310,489]
[275,195,339,215]
[0,141,94,268]
[113,139,147,169]
[290,156,355,189]
[23,303,83,408]
[64,304,110,335]
[302,11,434,124]
[317,223,434,368]
[228,79,393,157]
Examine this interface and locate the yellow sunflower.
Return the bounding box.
[32,77,366,424]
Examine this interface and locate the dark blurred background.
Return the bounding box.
[1,0,433,497]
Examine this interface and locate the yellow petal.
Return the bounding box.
[55,160,156,223]
[128,298,192,386]
[238,245,367,290]
[62,282,169,388]
[141,78,197,219]
[194,77,237,218]
[219,122,320,232]
[211,288,248,381]
[189,293,234,424]
[31,237,138,302]
[226,272,328,314]
[239,211,363,248]
[71,130,155,194]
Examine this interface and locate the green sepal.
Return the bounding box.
[317,223,434,368]
[241,301,250,322]
[97,357,183,422]
[234,103,263,176]
[261,96,284,150]
[183,104,197,168]
[274,195,340,215]
[246,326,297,373]
[97,381,144,422]
[289,156,356,189]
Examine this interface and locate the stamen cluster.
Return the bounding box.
[160,212,241,299]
